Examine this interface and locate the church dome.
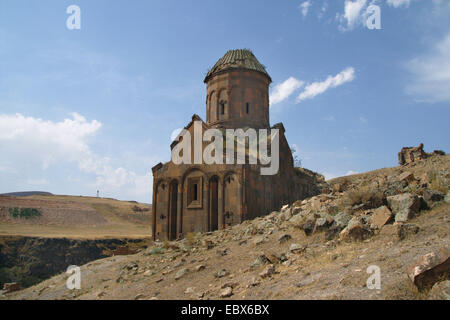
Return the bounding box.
[204,49,271,83]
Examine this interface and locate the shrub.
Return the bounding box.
[8,207,41,219]
[8,207,19,218]
[344,187,386,209]
[185,232,196,247]
[149,247,164,255]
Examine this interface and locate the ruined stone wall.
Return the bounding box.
[398,143,427,165]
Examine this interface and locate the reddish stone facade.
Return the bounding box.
[398,143,427,165]
[151,49,320,241]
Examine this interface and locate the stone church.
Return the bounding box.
[151,49,319,241]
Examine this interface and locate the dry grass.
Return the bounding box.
[344,186,386,209]
[0,194,152,239]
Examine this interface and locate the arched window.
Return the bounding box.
[246,103,249,114]
[220,101,226,115]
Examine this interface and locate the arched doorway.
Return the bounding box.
[209,176,219,231]
[168,181,178,240]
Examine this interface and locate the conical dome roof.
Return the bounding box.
[204,49,271,83]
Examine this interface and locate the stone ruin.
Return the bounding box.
[398,143,427,165]
[398,143,446,166]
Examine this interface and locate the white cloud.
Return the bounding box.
[386,0,410,8]
[270,77,304,106]
[318,1,328,19]
[0,113,152,201]
[405,34,450,103]
[296,67,355,102]
[338,0,368,30]
[0,112,101,168]
[299,1,312,17]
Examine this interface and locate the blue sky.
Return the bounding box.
[0,0,449,203]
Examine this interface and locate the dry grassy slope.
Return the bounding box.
[4,154,449,300]
[0,195,152,239]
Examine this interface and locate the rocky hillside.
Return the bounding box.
[2,154,449,300]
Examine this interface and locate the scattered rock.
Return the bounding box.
[334,212,352,228]
[174,268,189,280]
[253,236,266,245]
[302,219,316,235]
[423,189,445,204]
[398,171,415,184]
[217,248,228,256]
[251,254,271,268]
[370,206,393,229]
[202,240,215,250]
[220,287,233,298]
[174,259,185,268]
[428,280,450,300]
[396,223,420,240]
[2,282,21,293]
[289,243,307,254]
[259,264,275,278]
[247,277,261,287]
[214,269,228,278]
[314,217,328,231]
[195,264,206,272]
[122,262,138,271]
[339,217,372,241]
[265,250,287,264]
[184,287,195,294]
[324,224,342,240]
[387,193,421,222]
[288,214,305,228]
[407,247,450,291]
[279,205,292,221]
[278,233,292,244]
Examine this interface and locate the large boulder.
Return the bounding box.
[407,247,450,291]
[334,212,352,228]
[278,205,292,221]
[2,282,21,293]
[302,218,316,235]
[339,217,372,241]
[387,193,421,222]
[398,171,416,184]
[423,189,445,204]
[314,214,334,232]
[369,206,393,229]
[379,223,420,241]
